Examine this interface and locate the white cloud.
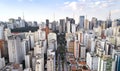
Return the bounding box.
[67,2,77,10]
[63,0,120,11]
[112,9,120,14]
[64,1,85,11]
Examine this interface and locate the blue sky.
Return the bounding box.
[0,0,120,23]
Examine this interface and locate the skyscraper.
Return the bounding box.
[60,19,65,33]
[79,16,85,29]
[8,35,24,63]
[46,19,49,27]
[91,17,98,28]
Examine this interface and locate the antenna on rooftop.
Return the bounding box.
[109,10,111,20]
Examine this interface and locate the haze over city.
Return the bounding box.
[0,0,120,22]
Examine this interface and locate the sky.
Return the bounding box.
[0,0,120,23]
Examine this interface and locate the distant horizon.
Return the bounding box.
[0,0,120,23]
[0,15,119,23]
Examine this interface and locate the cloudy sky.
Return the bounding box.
[0,0,120,23]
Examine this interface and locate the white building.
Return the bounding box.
[67,21,71,33]
[8,35,24,63]
[48,33,57,50]
[77,31,83,43]
[35,54,44,71]
[90,38,96,52]
[34,44,43,56]
[71,24,76,33]
[74,40,79,59]
[4,28,11,41]
[47,52,56,71]
[80,44,86,61]
[86,52,98,71]
[26,32,35,49]
[25,55,31,68]
[0,57,5,69]
[98,55,112,71]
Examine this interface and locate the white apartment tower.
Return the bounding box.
[8,35,24,63]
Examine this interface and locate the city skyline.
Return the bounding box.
[0,0,120,23]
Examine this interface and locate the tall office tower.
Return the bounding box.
[89,22,94,30]
[70,18,75,32]
[66,17,75,32]
[79,16,85,29]
[112,49,120,71]
[79,44,86,61]
[90,38,96,52]
[97,55,112,71]
[26,32,35,49]
[91,17,98,28]
[105,42,114,55]
[77,31,83,43]
[67,21,71,33]
[86,52,98,71]
[51,21,57,31]
[106,12,112,28]
[84,19,89,30]
[74,40,79,59]
[60,19,65,33]
[8,35,24,63]
[83,32,89,46]
[71,24,76,33]
[46,19,49,27]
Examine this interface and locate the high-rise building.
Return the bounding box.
[84,19,89,30]
[91,17,98,28]
[98,55,112,71]
[0,57,5,69]
[46,19,49,27]
[112,49,120,71]
[79,44,86,61]
[71,24,76,33]
[86,52,98,71]
[25,55,31,68]
[74,40,79,59]
[67,21,71,33]
[60,19,65,33]
[47,52,56,71]
[79,16,85,29]
[35,54,44,71]
[8,35,24,63]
